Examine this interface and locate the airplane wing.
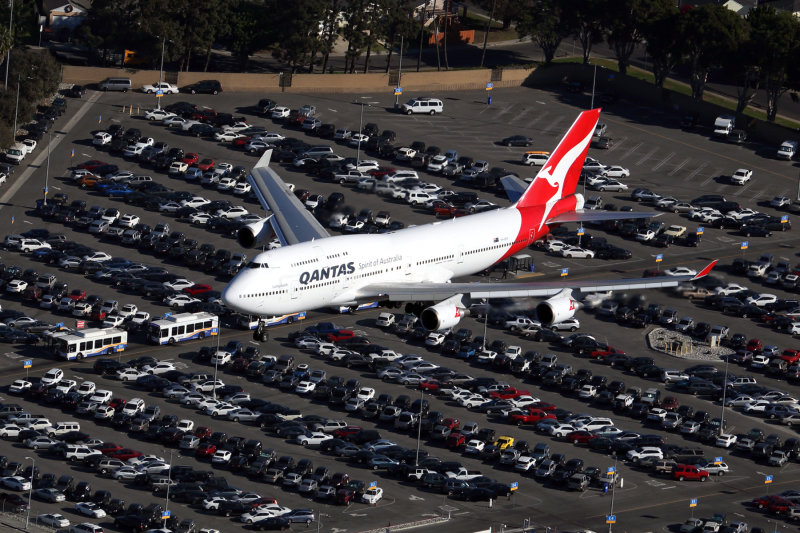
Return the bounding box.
[356,261,717,302]
[545,210,658,224]
[247,149,331,246]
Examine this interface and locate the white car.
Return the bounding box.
[116,368,146,382]
[163,116,187,128]
[111,467,140,480]
[144,108,176,121]
[142,362,176,375]
[731,168,753,185]
[8,380,31,394]
[214,130,243,142]
[1,476,31,490]
[233,182,252,195]
[189,212,213,225]
[560,246,594,258]
[715,433,737,448]
[349,133,369,147]
[362,486,383,504]
[118,214,140,228]
[271,106,290,119]
[626,447,663,463]
[715,283,747,295]
[165,294,200,309]
[75,502,106,518]
[296,431,333,447]
[217,206,249,219]
[142,82,179,94]
[211,450,233,464]
[41,368,64,385]
[255,132,285,143]
[597,179,628,192]
[664,267,697,277]
[0,424,22,437]
[745,293,777,307]
[662,225,687,238]
[602,165,630,178]
[771,196,791,208]
[38,514,71,528]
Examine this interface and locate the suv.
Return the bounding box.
[183,80,222,94]
[673,464,709,482]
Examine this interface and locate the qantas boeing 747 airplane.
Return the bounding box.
[222,108,714,333]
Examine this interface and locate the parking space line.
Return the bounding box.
[700,168,723,187]
[509,107,530,123]
[543,115,564,134]
[494,105,515,119]
[652,152,674,172]
[636,147,658,166]
[684,162,707,182]
[668,158,690,176]
[525,112,548,130]
[606,136,625,153]
[622,141,642,160]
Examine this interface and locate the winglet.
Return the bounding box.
[692,260,718,280]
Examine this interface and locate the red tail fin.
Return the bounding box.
[516,109,600,210]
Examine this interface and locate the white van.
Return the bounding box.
[48,421,80,437]
[99,77,132,92]
[402,97,443,116]
[713,115,735,137]
[406,190,433,206]
[778,140,798,160]
[301,146,334,158]
[575,417,614,432]
[384,170,419,183]
[5,143,26,164]
[522,151,550,166]
[121,398,145,416]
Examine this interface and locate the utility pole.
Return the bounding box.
[480,0,496,68]
[5,0,13,89]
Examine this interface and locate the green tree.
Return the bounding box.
[320,0,343,74]
[683,4,748,102]
[477,0,524,30]
[746,5,799,121]
[224,0,276,72]
[272,0,327,74]
[601,0,671,75]
[641,6,685,90]
[381,1,417,73]
[342,0,368,73]
[75,0,144,66]
[516,0,568,65]
[562,0,603,64]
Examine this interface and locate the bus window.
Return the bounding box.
[186,324,194,333]
[161,329,168,338]
[112,336,121,344]
[171,326,178,336]
[204,320,212,328]
[80,341,87,351]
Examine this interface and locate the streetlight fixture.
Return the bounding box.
[316,512,330,533]
[155,36,172,110]
[24,455,33,529]
[415,388,424,466]
[355,97,378,165]
[212,332,220,400]
[719,355,730,436]
[163,448,173,517]
[43,129,51,206]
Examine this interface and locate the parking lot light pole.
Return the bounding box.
[157,35,166,110]
[163,448,173,516]
[719,355,730,436]
[317,512,329,533]
[356,98,378,165]
[24,455,33,529]
[43,127,51,207]
[415,389,424,466]
[213,332,220,400]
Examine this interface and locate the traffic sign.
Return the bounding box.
[393,87,402,95]
[607,467,615,474]
[560,268,568,277]
[696,227,704,235]
[576,227,584,236]
[741,241,749,250]
[56,322,63,328]
[765,475,773,484]
[655,254,663,262]
[163,312,172,318]
[606,515,616,524]
[162,510,170,519]
[689,498,698,508]
[368,481,377,489]
[43,187,48,195]
[782,215,789,223]
[510,481,519,491]
[23,360,32,369]
[485,82,494,91]
[76,320,85,329]
[156,89,164,97]
[714,456,722,464]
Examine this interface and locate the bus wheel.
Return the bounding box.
[168,338,175,345]
[199,332,206,339]
[260,331,269,342]
[76,353,84,360]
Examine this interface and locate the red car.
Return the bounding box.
[77,160,106,171]
[446,432,466,449]
[433,203,457,218]
[441,418,460,430]
[529,401,557,411]
[196,158,215,171]
[98,443,122,455]
[90,308,107,321]
[490,387,530,400]
[745,338,763,353]
[108,398,126,410]
[184,284,212,296]
[418,379,441,392]
[565,430,596,444]
[590,346,626,359]
[326,330,354,342]
[182,153,199,166]
[194,426,212,439]
[232,136,251,148]
[781,349,800,364]
[661,396,679,411]
[752,495,785,510]
[108,448,142,461]
[335,488,355,505]
[332,426,362,439]
[190,109,217,121]
[195,443,217,458]
[68,289,86,301]
[510,409,556,426]
[369,167,395,178]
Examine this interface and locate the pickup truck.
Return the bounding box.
[444,467,483,481]
[332,170,368,184]
[489,387,530,400]
[407,468,437,481]
[510,409,556,426]
[505,316,539,331]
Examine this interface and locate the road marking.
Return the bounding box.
[328,108,338,113]
[636,147,659,166]
[453,512,471,516]
[701,168,723,187]
[606,136,625,153]
[536,101,546,105]
[526,111,548,130]
[544,115,564,133]
[421,513,439,517]
[23,220,31,224]
[494,105,514,119]
[4,353,21,359]
[509,108,530,123]
[652,152,675,171]
[717,236,734,243]
[668,158,690,176]
[684,162,707,182]
[348,513,367,517]
[331,529,348,533]
[409,494,425,501]
[622,141,642,160]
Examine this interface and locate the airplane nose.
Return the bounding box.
[221,283,238,309]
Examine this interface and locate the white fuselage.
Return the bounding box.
[222,207,532,316]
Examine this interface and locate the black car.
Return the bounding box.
[182,80,222,94]
[500,135,532,147]
[253,517,291,530]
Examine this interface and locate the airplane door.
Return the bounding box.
[457,245,464,264]
[287,279,299,300]
[405,256,414,277]
[529,229,537,244]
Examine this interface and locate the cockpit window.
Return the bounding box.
[246,261,268,269]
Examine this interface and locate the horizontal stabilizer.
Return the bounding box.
[546,210,658,225]
[500,175,529,203]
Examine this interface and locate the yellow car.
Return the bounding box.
[493,436,514,450]
[663,225,687,238]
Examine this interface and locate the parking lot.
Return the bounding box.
[0,84,798,533]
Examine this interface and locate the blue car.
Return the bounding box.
[105,186,134,197]
[367,455,398,471]
[458,345,476,360]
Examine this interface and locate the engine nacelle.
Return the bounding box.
[237,218,272,248]
[420,294,468,331]
[536,289,581,326]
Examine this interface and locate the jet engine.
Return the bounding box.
[420,294,468,331]
[237,218,273,248]
[535,289,581,326]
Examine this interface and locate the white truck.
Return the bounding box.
[445,467,483,481]
[778,140,798,160]
[713,116,735,137]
